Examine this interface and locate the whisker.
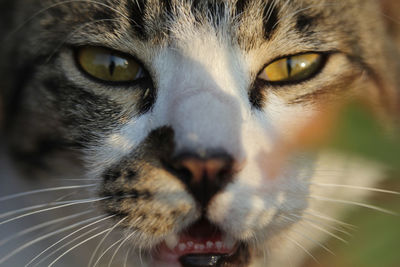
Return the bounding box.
[140,247,145,266]
[55,179,99,181]
[0,210,92,247]
[0,203,56,220]
[299,220,348,244]
[0,215,106,265]
[290,213,353,237]
[88,217,128,267]
[124,247,132,267]
[47,228,113,267]
[0,197,110,227]
[311,169,348,174]
[26,214,114,267]
[304,209,356,229]
[32,227,100,266]
[290,228,335,256]
[0,196,103,220]
[108,230,137,267]
[285,235,319,264]
[309,182,400,195]
[309,195,398,215]
[93,236,125,267]
[282,214,346,243]
[0,184,96,202]
[251,231,266,264]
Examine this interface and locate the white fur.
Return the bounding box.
[89,26,356,266]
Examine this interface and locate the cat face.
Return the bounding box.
[0,0,398,266]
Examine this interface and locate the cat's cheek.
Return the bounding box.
[207,155,311,242]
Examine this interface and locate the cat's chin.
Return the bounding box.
[150,219,248,267]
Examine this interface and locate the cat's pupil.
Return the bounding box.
[91,51,130,76]
[77,46,142,83]
[106,55,129,76]
[109,57,116,76]
[286,57,293,76]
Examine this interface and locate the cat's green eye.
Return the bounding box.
[258,53,324,83]
[77,47,144,83]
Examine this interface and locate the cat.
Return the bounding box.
[0,0,399,266]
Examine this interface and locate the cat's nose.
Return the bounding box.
[171,153,234,207]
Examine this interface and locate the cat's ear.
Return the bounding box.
[379,0,400,45]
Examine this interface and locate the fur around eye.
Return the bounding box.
[76,47,144,83]
[2,0,399,266]
[258,53,325,83]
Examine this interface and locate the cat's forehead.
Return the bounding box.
[39,0,366,48]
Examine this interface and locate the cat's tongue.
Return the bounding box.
[152,219,238,267]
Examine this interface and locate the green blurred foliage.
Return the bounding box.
[303,182,400,267]
[329,103,400,171]
[302,102,400,267]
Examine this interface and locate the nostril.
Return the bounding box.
[169,153,234,207]
[178,158,205,184]
[179,157,231,184]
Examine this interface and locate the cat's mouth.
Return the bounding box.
[152,219,249,267]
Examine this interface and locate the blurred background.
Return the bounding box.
[300,1,400,266]
[302,176,400,267]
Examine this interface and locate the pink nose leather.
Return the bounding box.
[173,154,234,207]
[179,157,230,183]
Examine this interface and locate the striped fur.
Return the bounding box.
[0,1,398,266]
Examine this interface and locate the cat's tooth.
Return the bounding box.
[187,241,194,248]
[178,243,187,252]
[215,241,223,250]
[206,241,214,249]
[222,235,235,250]
[165,234,179,250]
[194,244,206,251]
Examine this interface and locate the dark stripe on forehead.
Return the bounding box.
[263,1,279,39]
[296,13,318,35]
[190,0,203,11]
[190,0,226,27]
[126,0,147,39]
[92,7,118,32]
[189,0,208,23]
[92,5,116,21]
[162,0,173,16]
[207,1,226,27]
[235,0,250,16]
